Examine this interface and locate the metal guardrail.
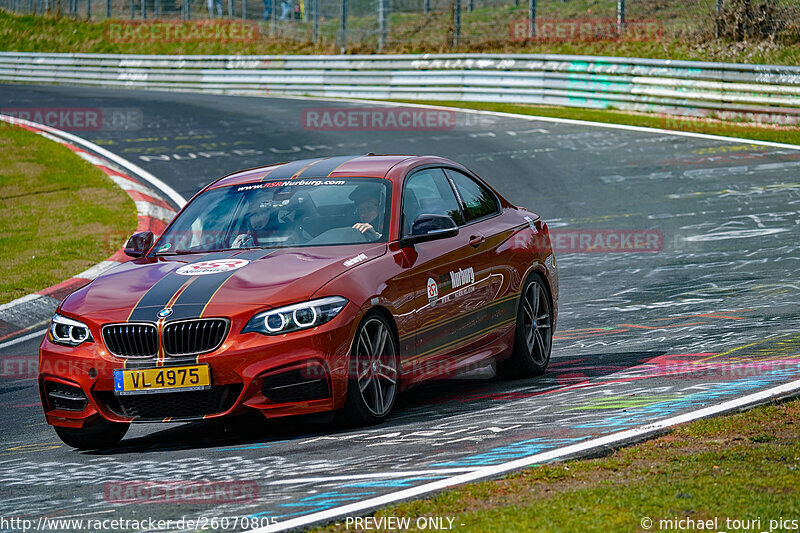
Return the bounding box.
[2,52,799,121]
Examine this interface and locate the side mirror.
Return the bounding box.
[124,231,155,258]
[400,214,459,247]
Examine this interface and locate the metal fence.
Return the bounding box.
[1,52,799,124]
[2,0,799,52]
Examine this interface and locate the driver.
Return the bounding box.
[350,184,384,240]
[232,186,296,248]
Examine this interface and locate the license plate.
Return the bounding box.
[114,365,210,395]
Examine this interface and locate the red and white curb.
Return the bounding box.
[0,114,186,342]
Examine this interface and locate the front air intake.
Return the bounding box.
[45,381,88,411]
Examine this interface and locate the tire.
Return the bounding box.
[339,312,399,426]
[54,418,129,450]
[497,273,553,379]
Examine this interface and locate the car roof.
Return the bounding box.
[206,154,455,190]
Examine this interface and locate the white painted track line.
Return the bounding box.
[0,329,47,350]
[262,94,800,151]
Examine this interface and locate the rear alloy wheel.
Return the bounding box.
[54,418,129,450]
[341,313,399,425]
[498,273,552,379]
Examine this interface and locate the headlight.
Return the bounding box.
[242,297,348,336]
[49,314,93,346]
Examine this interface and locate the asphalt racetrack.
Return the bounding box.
[1,84,799,531]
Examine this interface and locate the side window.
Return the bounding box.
[402,168,464,236]
[444,169,500,223]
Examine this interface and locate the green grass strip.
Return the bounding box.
[2,10,800,64]
[0,123,136,304]
[315,399,800,532]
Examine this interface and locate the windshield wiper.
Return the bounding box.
[213,246,272,252]
[153,249,213,256]
[155,246,277,255]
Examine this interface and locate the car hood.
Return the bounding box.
[61,245,386,324]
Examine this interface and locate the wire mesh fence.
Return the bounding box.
[1,0,798,52]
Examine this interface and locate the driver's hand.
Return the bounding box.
[353,223,375,235]
[232,233,255,248]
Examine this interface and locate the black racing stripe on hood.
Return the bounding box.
[162,249,275,322]
[126,252,236,322]
[127,251,243,322]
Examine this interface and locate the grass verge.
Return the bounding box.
[392,100,800,146]
[1,9,799,64]
[0,123,136,305]
[316,398,800,532]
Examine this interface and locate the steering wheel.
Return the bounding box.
[348,227,369,243]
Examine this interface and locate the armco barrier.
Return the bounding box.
[1,52,800,122]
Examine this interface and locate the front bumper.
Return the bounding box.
[39,306,359,427]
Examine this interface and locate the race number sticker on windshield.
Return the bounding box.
[175,259,250,276]
[427,277,438,308]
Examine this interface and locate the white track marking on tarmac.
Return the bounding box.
[0,114,187,208]
[264,468,477,485]
[252,377,800,532]
[0,329,47,350]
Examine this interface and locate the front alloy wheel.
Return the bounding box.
[341,313,399,425]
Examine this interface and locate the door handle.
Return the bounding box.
[469,234,485,248]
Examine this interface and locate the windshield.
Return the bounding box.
[153,178,391,254]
